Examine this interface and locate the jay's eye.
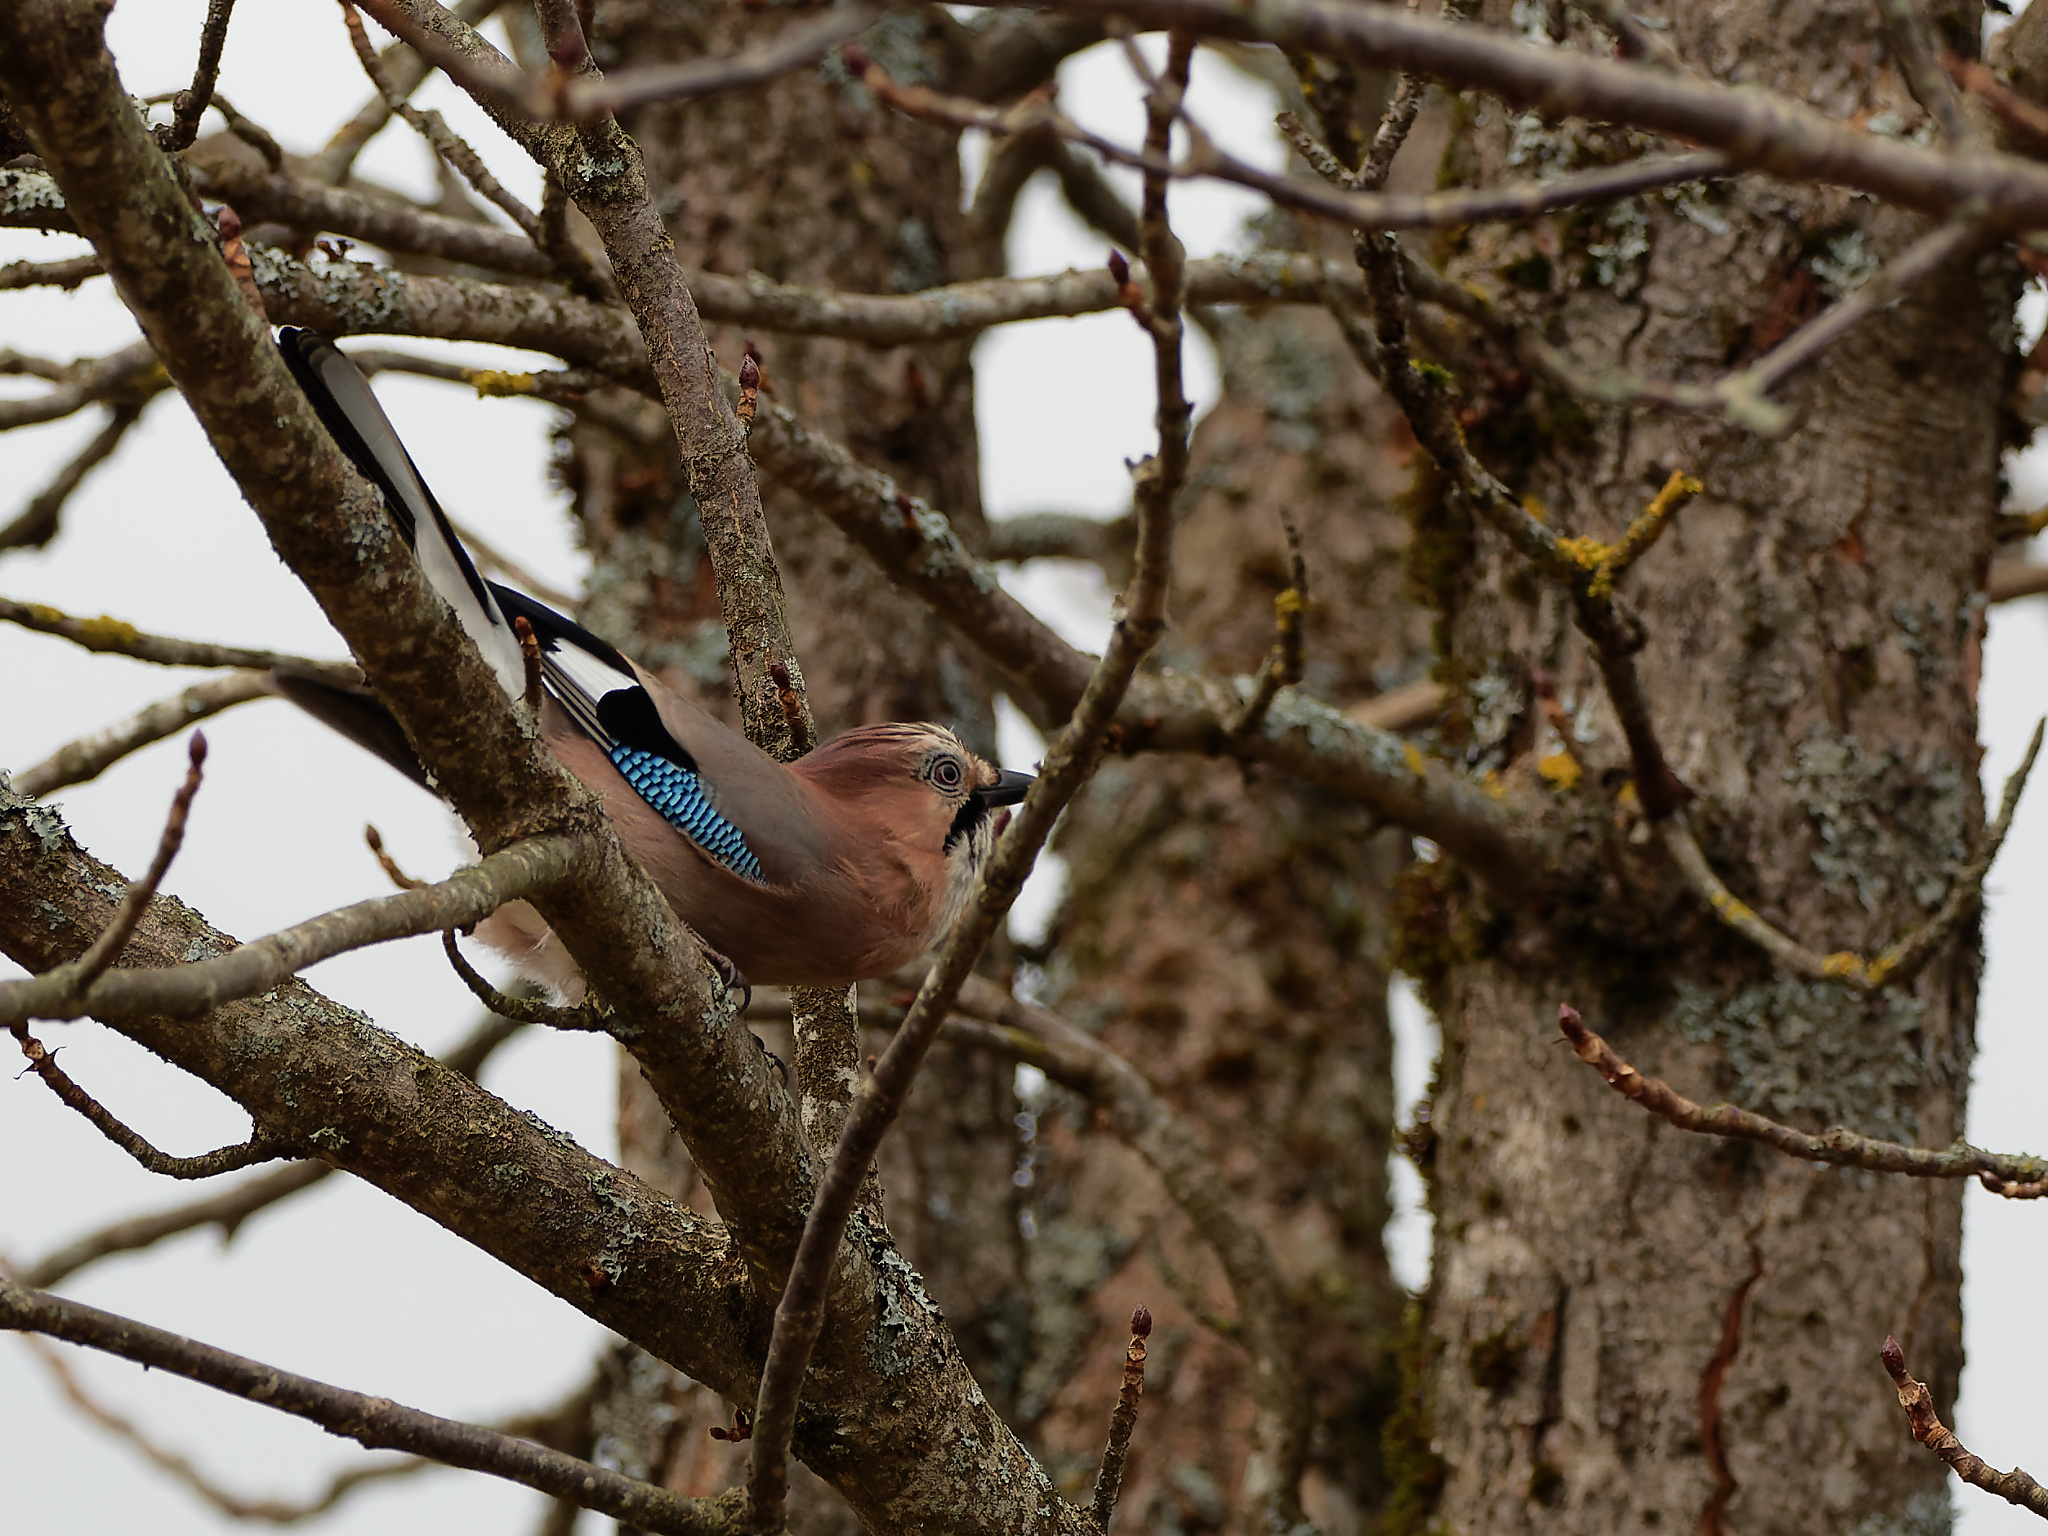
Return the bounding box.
[930,757,964,789]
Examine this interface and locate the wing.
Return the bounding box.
[490,587,781,887]
[276,328,526,697]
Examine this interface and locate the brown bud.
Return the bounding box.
[1130,1304,1153,1338]
[214,206,243,241]
[1107,250,1130,285]
[188,730,209,768]
[842,41,872,75]
[739,354,760,392]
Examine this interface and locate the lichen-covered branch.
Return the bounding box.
[1558,1005,2048,1194]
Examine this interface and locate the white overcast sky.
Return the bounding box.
[2,5,2045,1533]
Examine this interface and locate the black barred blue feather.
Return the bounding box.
[609,745,767,886]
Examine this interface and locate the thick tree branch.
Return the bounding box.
[1558,1005,2048,1194]
[0,1277,743,1535]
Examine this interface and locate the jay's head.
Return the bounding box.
[797,723,1033,923]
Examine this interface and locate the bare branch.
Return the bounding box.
[155,0,236,153]
[443,929,608,1030]
[984,511,1134,571]
[0,341,161,431]
[1989,559,2048,603]
[996,0,2048,227]
[22,731,209,1018]
[1557,1004,2048,1194]
[22,1337,435,1524]
[0,399,144,552]
[0,830,590,1027]
[847,41,1736,237]
[560,2,880,118]
[0,594,358,682]
[1876,0,1967,146]
[1882,1338,2048,1517]
[341,1,550,255]
[13,1019,287,1177]
[21,1010,522,1289]
[0,1278,743,1535]
[309,0,506,185]
[0,253,102,290]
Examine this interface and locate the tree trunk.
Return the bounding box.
[1416,2,2007,1530]
[1023,279,1435,1528]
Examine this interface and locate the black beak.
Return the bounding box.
[975,768,1035,807]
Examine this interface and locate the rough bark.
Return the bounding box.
[1412,2,2005,1532]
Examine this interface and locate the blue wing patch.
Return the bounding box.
[609,745,767,886]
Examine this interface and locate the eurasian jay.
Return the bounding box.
[272,328,1032,997]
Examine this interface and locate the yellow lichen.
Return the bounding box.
[465,369,538,398]
[1821,951,1867,980]
[76,614,141,645]
[1273,587,1306,624]
[1536,751,1582,791]
[1404,742,1429,778]
[1553,534,1611,572]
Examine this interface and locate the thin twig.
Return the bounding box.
[0,341,162,432]
[20,1011,522,1289]
[23,1337,435,1523]
[1089,1306,1153,1531]
[442,929,608,1030]
[845,44,1735,240]
[12,1019,288,1177]
[1225,511,1307,739]
[741,39,1196,1535]
[0,595,359,682]
[1557,1004,2048,1194]
[33,732,208,1011]
[310,0,506,185]
[0,1278,742,1535]
[155,0,237,152]
[14,673,269,798]
[341,2,548,252]
[1883,1337,2048,1517]
[1946,53,2048,145]
[0,400,145,552]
